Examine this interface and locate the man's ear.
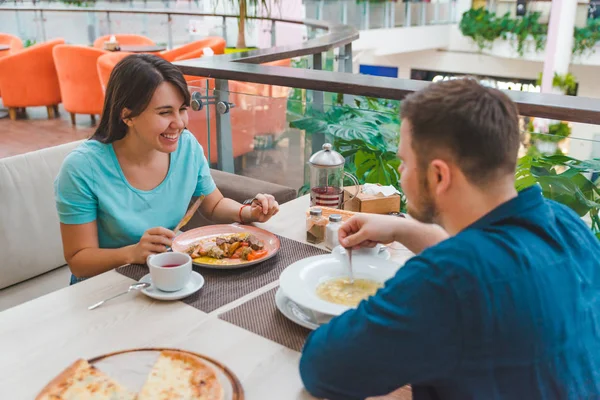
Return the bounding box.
[121,108,133,127]
[429,159,451,196]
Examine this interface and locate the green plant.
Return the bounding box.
[529,121,571,144]
[290,98,403,206]
[505,12,547,56]
[459,8,509,50]
[23,39,36,48]
[573,19,600,57]
[58,0,93,6]
[536,72,577,95]
[516,154,600,239]
[460,8,600,57]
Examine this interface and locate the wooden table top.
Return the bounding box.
[0,195,413,399]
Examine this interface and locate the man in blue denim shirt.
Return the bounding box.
[300,79,600,399]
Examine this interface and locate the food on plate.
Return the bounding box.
[35,359,136,400]
[316,277,383,307]
[184,232,267,264]
[138,350,224,400]
[37,350,225,400]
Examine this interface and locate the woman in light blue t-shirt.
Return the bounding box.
[54,54,279,284]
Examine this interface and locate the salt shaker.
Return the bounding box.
[325,214,343,250]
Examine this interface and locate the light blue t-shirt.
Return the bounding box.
[54,130,216,249]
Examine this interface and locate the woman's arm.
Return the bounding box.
[199,189,279,224]
[60,222,174,278]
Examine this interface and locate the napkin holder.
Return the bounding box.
[103,36,120,51]
[343,185,401,214]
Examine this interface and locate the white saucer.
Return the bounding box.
[275,288,320,331]
[139,271,205,301]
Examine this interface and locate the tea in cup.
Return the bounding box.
[147,252,192,292]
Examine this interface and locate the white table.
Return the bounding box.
[0,195,413,399]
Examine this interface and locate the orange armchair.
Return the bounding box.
[0,38,64,120]
[93,34,155,49]
[0,34,24,98]
[160,37,226,62]
[53,44,106,125]
[96,51,133,92]
[0,33,23,58]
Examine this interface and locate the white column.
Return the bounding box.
[455,0,473,22]
[541,0,578,94]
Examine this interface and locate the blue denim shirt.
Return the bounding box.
[300,186,600,399]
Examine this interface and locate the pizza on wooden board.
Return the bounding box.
[36,350,225,400]
[137,350,224,400]
[35,358,137,400]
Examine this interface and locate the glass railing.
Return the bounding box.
[183,73,600,236]
[0,2,320,49]
[304,0,458,29]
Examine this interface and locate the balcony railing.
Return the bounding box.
[1,4,600,232]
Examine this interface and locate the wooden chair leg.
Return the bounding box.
[70,113,76,125]
[46,106,55,119]
[90,114,96,125]
[8,108,18,121]
[53,105,59,115]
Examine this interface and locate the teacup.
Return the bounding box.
[147,252,192,292]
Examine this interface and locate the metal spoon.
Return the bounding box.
[88,282,151,310]
[347,247,354,284]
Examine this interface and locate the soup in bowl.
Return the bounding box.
[279,254,399,316]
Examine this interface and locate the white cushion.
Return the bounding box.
[0,140,84,289]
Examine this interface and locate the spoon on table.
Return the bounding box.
[88,282,151,310]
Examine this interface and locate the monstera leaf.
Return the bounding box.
[516,155,600,233]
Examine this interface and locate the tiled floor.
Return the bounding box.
[0,104,306,192]
[0,105,95,158]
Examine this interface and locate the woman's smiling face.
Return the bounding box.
[125,81,189,153]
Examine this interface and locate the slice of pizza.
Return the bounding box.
[137,350,224,400]
[36,358,137,400]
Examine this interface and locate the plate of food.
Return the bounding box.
[172,224,280,269]
[36,348,243,399]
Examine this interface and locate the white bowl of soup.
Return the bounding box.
[279,254,399,317]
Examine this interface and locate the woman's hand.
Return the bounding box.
[246,193,279,223]
[128,227,175,264]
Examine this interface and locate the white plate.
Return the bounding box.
[139,271,204,300]
[279,254,399,317]
[275,288,320,331]
[331,244,390,261]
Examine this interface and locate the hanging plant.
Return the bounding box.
[573,19,600,57]
[504,12,547,57]
[459,8,509,50]
[536,72,577,95]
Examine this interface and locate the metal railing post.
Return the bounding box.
[222,16,227,43]
[167,13,173,50]
[311,52,325,155]
[40,9,46,42]
[215,79,235,173]
[271,20,276,47]
[405,1,411,27]
[390,0,396,27]
[420,2,426,26]
[106,11,111,34]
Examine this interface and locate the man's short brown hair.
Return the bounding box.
[401,78,520,186]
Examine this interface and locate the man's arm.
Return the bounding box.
[299,258,462,399]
